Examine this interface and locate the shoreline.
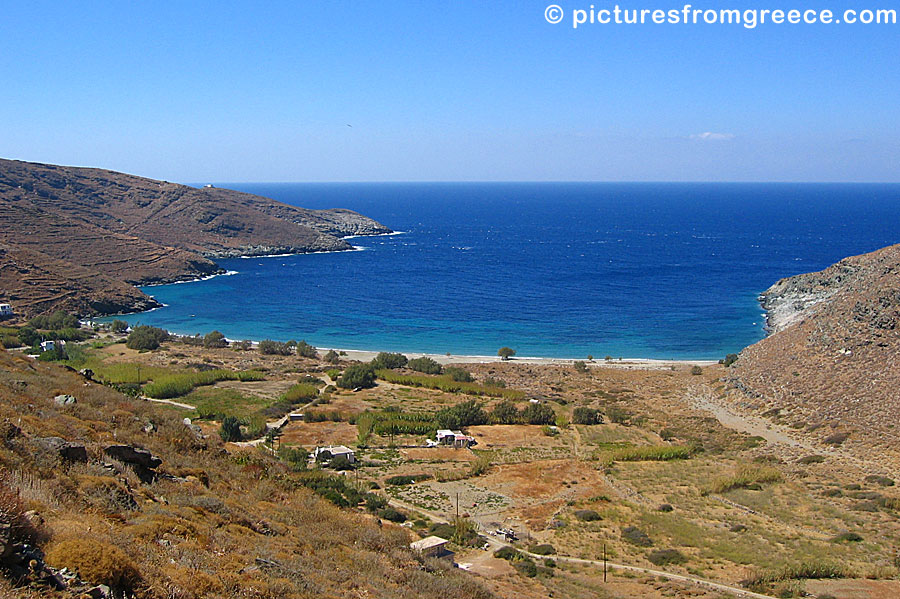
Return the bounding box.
[326,348,717,369]
[214,337,717,369]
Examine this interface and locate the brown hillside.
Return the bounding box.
[0,243,161,317]
[0,348,493,599]
[731,243,900,453]
[0,159,391,317]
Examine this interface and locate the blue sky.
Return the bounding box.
[1,1,897,182]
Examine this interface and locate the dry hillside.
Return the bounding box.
[730,243,900,460]
[0,159,390,317]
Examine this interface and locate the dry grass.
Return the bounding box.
[45,538,142,590]
[705,464,784,494]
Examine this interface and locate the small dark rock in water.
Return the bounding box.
[53,394,76,406]
[33,437,88,463]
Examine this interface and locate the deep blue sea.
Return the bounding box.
[111,183,900,359]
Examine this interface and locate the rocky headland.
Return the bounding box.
[0,159,390,317]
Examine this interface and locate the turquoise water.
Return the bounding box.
[108,183,900,359]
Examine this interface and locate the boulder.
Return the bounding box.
[33,437,88,463]
[104,445,162,483]
[53,394,76,406]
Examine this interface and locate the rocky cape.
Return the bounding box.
[0,159,391,317]
[731,242,900,455]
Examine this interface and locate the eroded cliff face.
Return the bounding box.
[0,158,391,316]
[730,243,900,453]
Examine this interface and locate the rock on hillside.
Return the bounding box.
[731,243,900,451]
[0,158,391,316]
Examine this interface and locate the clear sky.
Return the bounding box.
[1,1,897,182]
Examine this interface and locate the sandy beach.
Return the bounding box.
[318,347,716,370]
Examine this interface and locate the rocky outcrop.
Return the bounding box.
[732,243,900,458]
[104,445,162,483]
[0,158,391,317]
[33,437,88,464]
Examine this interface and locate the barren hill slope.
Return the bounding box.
[731,243,900,448]
[0,159,391,317]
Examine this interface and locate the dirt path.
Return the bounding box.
[686,386,807,449]
[390,497,778,599]
[144,396,194,410]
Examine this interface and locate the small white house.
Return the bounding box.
[0,304,13,317]
[436,429,475,448]
[40,340,65,352]
[313,445,356,463]
[410,536,451,558]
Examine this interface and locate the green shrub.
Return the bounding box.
[574,509,601,522]
[0,334,22,349]
[483,376,506,388]
[378,507,407,523]
[498,347,516,360]
[824,432,850,446]
[281,383,318,404]
[865,475,895,487]
[522,402,555,425]
[491,400,522,425]
[126,325,168,350]
[385,474,431,486]
[324,349,340,364]
[436,400,488,429]
[798,455,826,464]
[337,364,376,389]
[329,455,353,471]
[444,366,473,382]
[573,361,588,373]
[258,339,294,355]
[690,365,703,375]
[142,369,263,399]
[647,549,687,566]
[29,310,79,330]
[203,330,227,348]
[830,531,863,543]
[295,340,318,358]
[494,546,522,561]
[572,407,602,425]
[370,352,407,369]
[111,319,129,333]
[529,544,555,555]
[622,526,653,547]
[407,356,442,374]
[722,353,739,367]
[219,416,243,442]
[513,559,537,577]
[606,405,631,424]
[603,444,695,466]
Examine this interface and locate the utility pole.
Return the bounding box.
[602,544,608,582]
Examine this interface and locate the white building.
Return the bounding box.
[40,340,65,352]
[0,304,12,317]
[410,536,451,558]
[312,445,356,463]
[436,429,475,448]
